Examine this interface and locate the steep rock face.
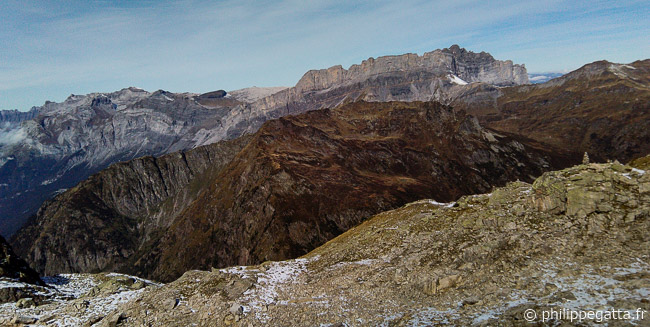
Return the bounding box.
[0,88,242,236]
[48,158,648,326]
[0,108,39,125]
[15,100,572,282]
[294,44,527,93]
[192,45,529,144]
[453,59,650,162]
[11,135,251,276]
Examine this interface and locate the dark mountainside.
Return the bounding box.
[90,157,649,326]
[453,59,650,163]
[0,88,243,237]
[11,134,252,277]
[0,235,42,286]
[13,101,574,282]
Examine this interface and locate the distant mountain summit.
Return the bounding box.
[453,59,650,162]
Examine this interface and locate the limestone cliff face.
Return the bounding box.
[294,45,527,93]
[201,45,529,144]
[0,108,39,125]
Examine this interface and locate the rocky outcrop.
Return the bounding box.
[14,100,574,282]
[213,45,528,143]
[0,236,41,286]
[10,135,251,277]
[9,157,646,326]
[453,59,650,163]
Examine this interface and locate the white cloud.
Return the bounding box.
[0,127,28,145]
[0,0,648,110]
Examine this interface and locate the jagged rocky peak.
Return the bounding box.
[0,108,39,125]
[295,45,528,92]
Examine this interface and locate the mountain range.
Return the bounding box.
[9,50,650,284]
[0,44,648,326]
[0,45,528,237]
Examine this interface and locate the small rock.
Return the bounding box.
[16,297,36,308]
[438,274,461,291]
[550,290,577,302]
[462,297,479,306]
[229,303,244,316]
[11,315,38,324]
[98,312,124,327]
[73,300,90,311]
[131,280,145,290]
[162,298,178,310]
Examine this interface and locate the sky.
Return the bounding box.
[0,0,648,111]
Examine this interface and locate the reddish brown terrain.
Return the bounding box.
[454,59,650,162]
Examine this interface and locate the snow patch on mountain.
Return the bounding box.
[448,74,468,85]
[228,86,288,103]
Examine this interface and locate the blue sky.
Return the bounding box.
[1,0,648,111]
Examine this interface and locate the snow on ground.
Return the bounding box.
[220,256,318,322]
[631,168,646,175]
[448,74,468,85]
[0,279,29,289]
[0,273,156,327]
[426,199,456,208]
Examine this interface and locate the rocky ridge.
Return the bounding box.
[210,45,529,144]
[0,87,239,236]
[453,59,650,163]
[12,100,571,282]
[10,134,252,276]
[0,108,40,126]
[3,156,647,326]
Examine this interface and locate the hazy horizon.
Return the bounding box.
[1,0,648,111]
